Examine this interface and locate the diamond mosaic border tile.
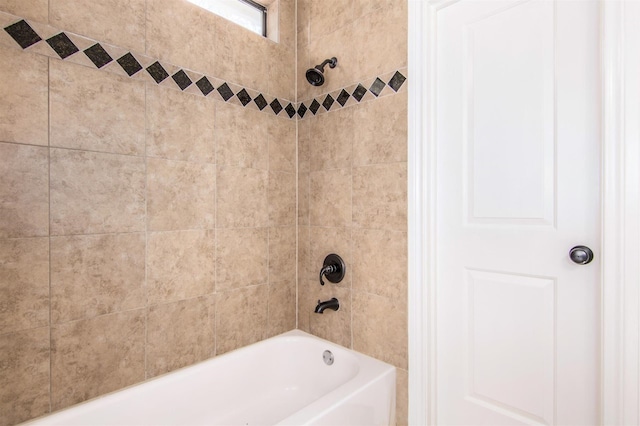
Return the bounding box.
[296,68,408,119]
[1,13,408,121]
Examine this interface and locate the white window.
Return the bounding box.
[188,0,267,37]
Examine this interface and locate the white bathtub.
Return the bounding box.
[26,330,396,426]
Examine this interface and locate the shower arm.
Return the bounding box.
[316,57,337,71]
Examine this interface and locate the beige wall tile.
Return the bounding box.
[50,233,145,324]
[353,291,407,369]
[297,45,311,101]
[215,17,269,91]
[0,143,48,238]
[217,166,268,228]
[353,92,407,166]
[352,0,398,20]
[215,102,269,170]
[278,0,296,48]
[146,296,214,377]
[217,227,268,291]
[0,327,50,426]
[298,119,310,173]
[266,0,279,44]
[352,163,407,231]
[50,60,145,156]
[146,0,217,78]
[147,86,216,163]
[50,0,145,52]
[51,310,145,410]
[0,0,48,21]
[298,171,310,226]
[297,277,311,333]
[355,2,407,78]
[396,368,408,426]
[269,44,296,101]
[297,0,310,36]
[309,283,351,347]
[297,225,310,309]
[309,0,354,40]
[267,279,296,337]
[269,226,296,283]
[309,107,353,171]
[309,227,351,285]
[309,169,351,227]
[352,228,407,303]
[147,230,215,305]
[147,158,216,231]
[269,117,296,173]
[0,238,49,334]
[216,285,268,354]
[269,172,296,226]
[0,46,48,147]
[50,149,145,235]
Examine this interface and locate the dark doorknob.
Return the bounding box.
[569,245,594,265]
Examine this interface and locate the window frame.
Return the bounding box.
[238,0,268,37]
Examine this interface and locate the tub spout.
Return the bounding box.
[314,298,339,314]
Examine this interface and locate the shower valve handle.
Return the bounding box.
[319,254,345,286]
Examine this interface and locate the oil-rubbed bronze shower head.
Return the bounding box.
[306,57,337,86]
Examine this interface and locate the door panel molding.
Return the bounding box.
[407,0,640,423]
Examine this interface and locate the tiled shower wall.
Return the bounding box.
[0,0,296,424]
[0,0,409,425]
[296,0,409,424]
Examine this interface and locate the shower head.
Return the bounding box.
[306,57,338,86]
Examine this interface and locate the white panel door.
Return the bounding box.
[436,0,600,424]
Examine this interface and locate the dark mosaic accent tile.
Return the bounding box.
[388,71,407,92]
[254,94,267,110]
[84,43,112,69]
[146,61,169,84]
[322,94,334,111]
[117,52,142,76]
[195,76,214,96]
[336,89,350,106]
[352,84,367,102]
[217,82,234,101]
[298,103,307,118]
[236,88,252,106]
[369,78,386,97]
[309,99,321,115]
[46,32,79,59]
[285,103,296,118]
[270,99,283,115]
[4,20,41,49]
[172,69,192,90]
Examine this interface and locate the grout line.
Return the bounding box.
[213,100,219,357]
[46,54,52,415]
[265,108,271,339]
[0,324,52,339]
[0,140,50,149]
[50,305,149,328]
[49,230,148,238]
[143,80,148,380]
[349,100,354,350]
[144,0,148,57]
[292,0,298,332]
